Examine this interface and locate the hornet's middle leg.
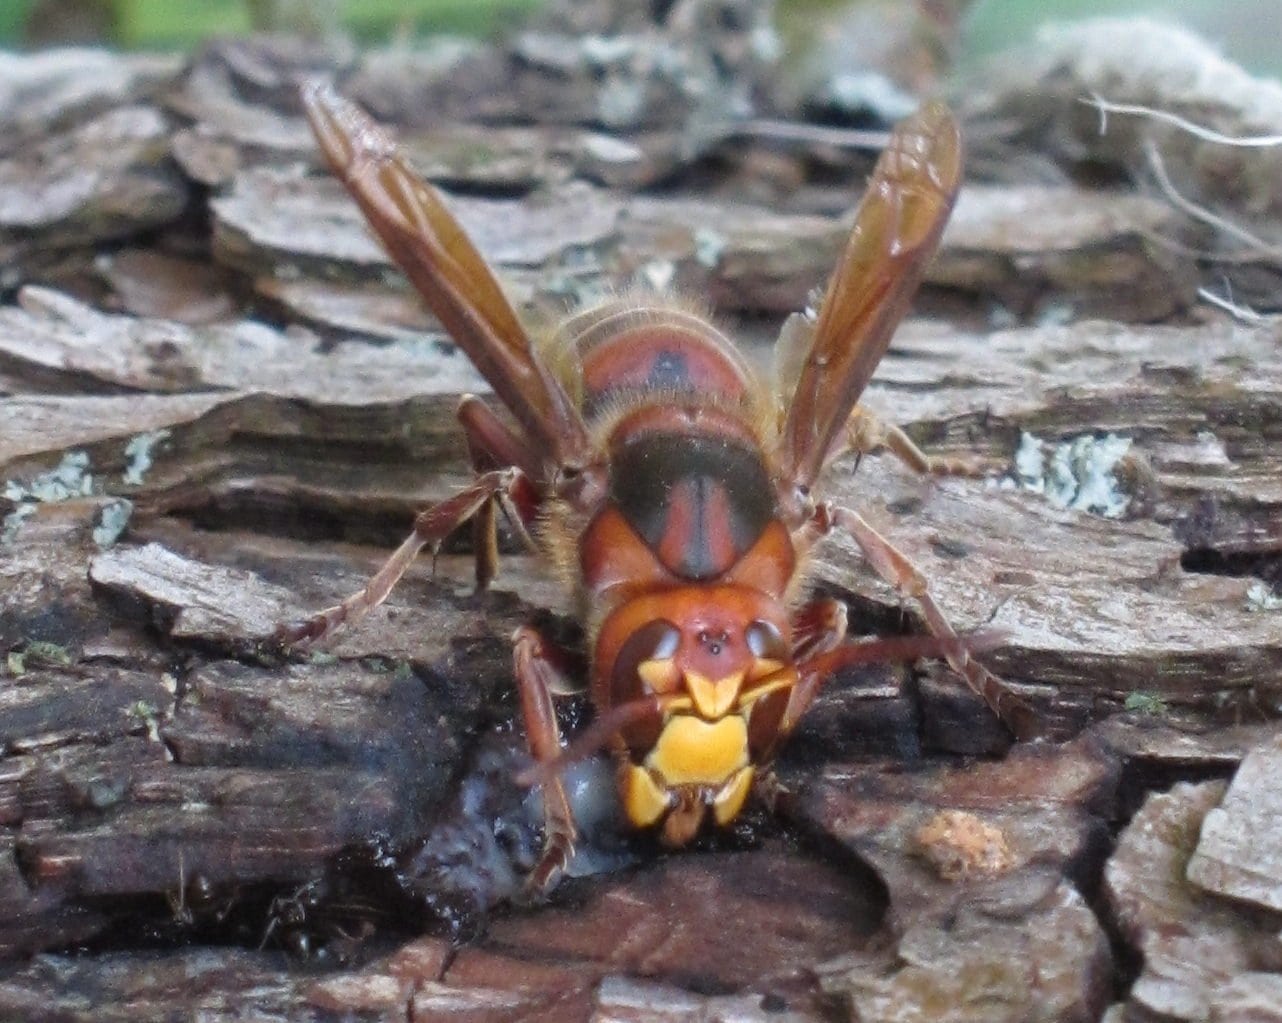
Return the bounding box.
[274,467,533,646]
[814,503,1036,738]
[275,395,543,647]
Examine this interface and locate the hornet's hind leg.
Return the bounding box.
[840,406,989,478]
[457,394,544,588]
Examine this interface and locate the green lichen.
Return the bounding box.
[1245,580,1282,612]
[1124,691,1169,716]
[1004,431,1133,518]
[122,429,171,486]
[6,640,73,676]
[93,498,134,548]
[3,450,97,544]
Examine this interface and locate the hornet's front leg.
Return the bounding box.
[764,600,982,754]
[512,626,579,894]
[790,596,848,662]
[753,609,977,807]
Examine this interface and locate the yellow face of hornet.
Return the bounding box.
[594,585,799,846]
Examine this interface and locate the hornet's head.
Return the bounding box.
[592,585,798,845]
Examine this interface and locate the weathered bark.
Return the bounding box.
[2,10,1281,1022]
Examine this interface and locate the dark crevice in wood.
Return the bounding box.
[1180,547,1282,590]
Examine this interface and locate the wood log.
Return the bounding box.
[2,14,1281,1021]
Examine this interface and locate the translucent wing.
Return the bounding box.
[302,81,592,470]
[777,101,962,491]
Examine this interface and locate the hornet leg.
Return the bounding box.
[275,468,531,646]
[457,395,544,589]
[840,405,988,477]
[790,596,848,662]
[276,393,545,646]
[512,625,579,894]
[821,503,1036,738]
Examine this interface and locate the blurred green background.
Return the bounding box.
[963,0,1282,77]
[0,0,1278,77]
[0,0,540,47]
